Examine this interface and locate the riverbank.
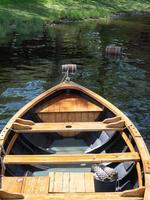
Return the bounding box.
[0,0,149,39]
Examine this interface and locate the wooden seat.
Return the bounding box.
[12,116,125,137]
[13,121,124,134]
[35,93,103,123]
[49,172,95,193]
[2,176,49,196]
[1,176,144,199]
[3,152,140,165]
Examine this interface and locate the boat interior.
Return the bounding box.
[2,88,143,193]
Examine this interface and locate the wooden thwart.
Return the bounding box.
[13,121,125,133]
[4,152,140,165]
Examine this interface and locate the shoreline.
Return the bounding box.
[44,10,150,25]
[0,0,149,41]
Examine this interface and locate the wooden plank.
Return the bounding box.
[36,94,103,113]
[81,112,89,122]
[14,122,123,134]
[134,137,150,162]
[69,173,85,192]
[38,113,57,122]
[88,112,95,121]
[48,113,56,122]
[121,132,135,152]
[136,162,143,187]
[4,152,140,165]
[62,173,69,192]
[77,173,85,192]
[55,113,62,122]
[144,174,150,198]
[20,193,144,200]
[49,172,94,193]
[38,113,48,122]
[53,172,63,192]
[75,112,82,122]
[2,177,24,194]
[68,113,73,122]
[22,176,49,194]
[49,172,54,193]
[144,161,150,174]
[38,112,100,123]
[84,173,95,192]
[145,174,150,188]
[94,112,100,121]
[60,112,67,122]
[121,132,143,187]
[144,174,150,200]
[69,173,77,192]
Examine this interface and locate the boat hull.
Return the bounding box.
[0,81,149,199]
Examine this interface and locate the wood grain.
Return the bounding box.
[20,193,143,200]
[49,172,94,193]
[37,111,100,123]
[14,121,123,134]
[21,176,49,194]
[36,94,103,113]
[2,177,24,193]
[4,152,140,165]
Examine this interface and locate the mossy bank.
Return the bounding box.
[0,0,149,39]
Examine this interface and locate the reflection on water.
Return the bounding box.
[0,15,150,150]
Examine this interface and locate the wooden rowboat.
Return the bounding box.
[0,65,150,200]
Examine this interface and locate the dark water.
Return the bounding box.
[0,15,150,150]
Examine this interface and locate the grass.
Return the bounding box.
[0,0,149,39]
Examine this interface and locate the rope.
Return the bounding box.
[61,64,77,82]
[91,164,118,182]
[61,70,70,82]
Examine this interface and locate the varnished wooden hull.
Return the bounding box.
[0,81,149,199]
